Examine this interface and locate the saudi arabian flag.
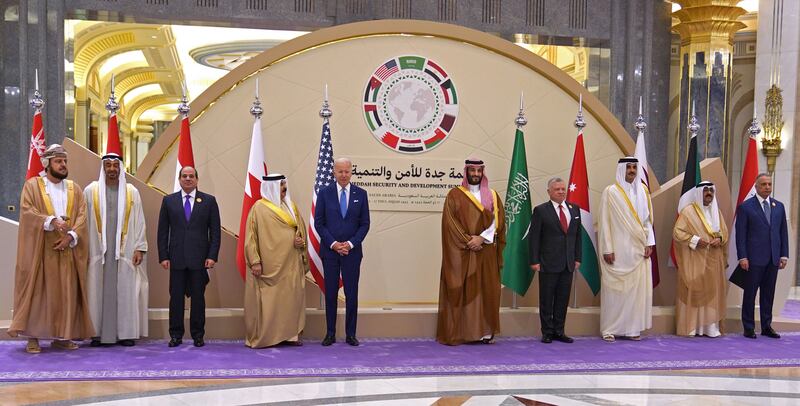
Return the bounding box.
[501,128,533,296]
[566,129,601,295]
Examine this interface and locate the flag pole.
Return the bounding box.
[571,94,586,308]
[318,84,332,310]
[509,91,527,310]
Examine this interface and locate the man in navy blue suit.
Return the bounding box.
[736,173,788,339]
[157,166,221,348]
[314,157,370,346]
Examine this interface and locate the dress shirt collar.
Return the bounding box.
[756,194,770,206]
[550,200,568,212]
[337,183,350,195]
[181,189,196,200]
[467,184,480,193]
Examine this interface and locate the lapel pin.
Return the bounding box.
[196,197,202,203]
[568,204,573,209]
[772,202,776,207]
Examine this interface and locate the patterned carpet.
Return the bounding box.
[2,332,800,381]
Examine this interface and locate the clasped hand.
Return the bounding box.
[333,241,350,256]
[467,235,484,251]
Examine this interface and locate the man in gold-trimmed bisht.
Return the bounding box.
[672,181,728,337]
[437,158,506,346]
[84,153,148,347]
[9,144,94,353]
[244,174,308,348]
[598,157,655,342]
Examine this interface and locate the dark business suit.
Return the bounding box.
[314,183,370,337]
[157,190,221,340]
[529,201,582,337]
[735,195,788,332]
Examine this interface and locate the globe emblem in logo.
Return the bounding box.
[363,56,458,153]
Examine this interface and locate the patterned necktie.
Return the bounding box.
[340,188,347,217]
[184,195,192,222]
[762,199,771,225]
[559,205,568,233]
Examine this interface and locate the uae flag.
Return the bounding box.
[727,134,759,277]
[236,116,268,280]
[566,128,601,295]
[671,133,701,266]
[634,127,661,287]
[26,102,46,179]
[501,128,533,296]
[173,115,196,192]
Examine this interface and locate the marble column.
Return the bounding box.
[673,0,746,170]
[754,0,799,288]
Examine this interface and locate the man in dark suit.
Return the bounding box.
[314,157,370,347]
[157,166,221,348]
[529,177,581,344]
[736,173,788,339]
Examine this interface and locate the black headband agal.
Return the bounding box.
[101,154,123,161]
[697,181,714,188]
[618,157,638,164]
[465,159,484,165]
[262,174,286,181]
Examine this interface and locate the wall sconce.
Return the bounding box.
[762,84,784,173]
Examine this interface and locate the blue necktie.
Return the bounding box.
[763,199,771,225]
[340,188,348,217]
[184,195,192,222]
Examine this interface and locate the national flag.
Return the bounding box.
[173,115,196,192]
[26,104,46,179]
[634,127,661,288]
[671,132,701,266]
[236,116,268,280]
[106,111,123,156]
[727,133,759,277]
[501,128,533,296]
[306,121,335,293]
[566,128,601,295]
[375,59,398,80]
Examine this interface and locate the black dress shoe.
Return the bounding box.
[118,339,135,347]
[554,334,574,343]
[541,335,552,344]
[321,335,336,346]
[346,336,360,346]
[90,339,102,347]
[761,328,781,339]
[193,338,205,347]
[168,338,182,347]
[743,329,757,339]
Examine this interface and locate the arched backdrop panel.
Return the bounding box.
[137,20,636,306]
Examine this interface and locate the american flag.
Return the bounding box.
[306,121,335,293]
[375,60,398,81]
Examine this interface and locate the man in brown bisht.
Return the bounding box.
[672,181,728,337]
[9,144,94,353]
[437,158,506,345]
[244,174,308,348]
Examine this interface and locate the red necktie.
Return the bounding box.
[559,205,568,233]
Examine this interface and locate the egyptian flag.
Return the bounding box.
[172,114,196,192]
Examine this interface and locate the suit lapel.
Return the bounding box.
[753,197,770,226]
[547,202,567,235]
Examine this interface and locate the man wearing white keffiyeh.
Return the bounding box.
[597,157,655,342]
[83,152,148,347]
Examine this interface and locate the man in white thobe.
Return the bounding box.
[84,153,148,346]
[598,157,655,342]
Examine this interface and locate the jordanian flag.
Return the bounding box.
[566,129,601,295]
[501,128,533,296]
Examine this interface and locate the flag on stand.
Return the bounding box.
[306,121,335,293]
[634,127,661,288]
[727,133,759,277]
[671,132,701,266]
[566,128,601,295]
[501,128,533,296]
[106,109,123,157]
[236,115,268,280]
[173,111,195,192]
[26,93,46,179]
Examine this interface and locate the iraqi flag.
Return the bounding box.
[236,116,268,280]
[566,129,601,295]
[26,105,46,179]
[634,128,661,288]
[671,133,701,266]
[727,134,759,278]
[173,115,196,192]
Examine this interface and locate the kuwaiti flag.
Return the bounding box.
[671,133,701,266]
[727,134,759,278]
[26,102,46,179]
[236,116,268,280]
[566,128,601,295]
[173,114,196,192]
[634,128,661,288]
